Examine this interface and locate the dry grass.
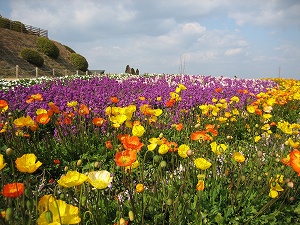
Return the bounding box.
[0,28,80,78]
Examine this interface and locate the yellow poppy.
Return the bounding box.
[15,154,42,173]
[57,171,88,188]
[132,124,145,137]
[37,199,81,224]
[194,158,212,170]
[0,154,7,171]
[210,142,227,155]
[87,170,113,189]
[178,144,190,158]
[233,152,246,163]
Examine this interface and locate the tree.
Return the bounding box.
[125,65,131,73]
[136,68,139,75]
[131,68,136,75]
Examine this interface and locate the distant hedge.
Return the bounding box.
[63,45,76,53]
[36,37,60,59]
[20,48,44,67]
[70,53,88,71]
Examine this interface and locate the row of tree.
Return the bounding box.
[125,65,139,75]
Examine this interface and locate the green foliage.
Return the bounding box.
[11,21,27,33]
[130,68,136,75]
[70,53,88,71]
[63,45,76,53]
[0,17,11,29]
[36,36,60,59]
[125,65,131,73]
[20,48,44,67]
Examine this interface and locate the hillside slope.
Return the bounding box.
[0,28,84,78]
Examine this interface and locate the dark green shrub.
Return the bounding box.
[63,45,76,53]
[36,37,60,59]
[0,17,11,29]
[20,48,44,67]
[70,53,88,71]
[131,68,136,75]
[11,21,27,33]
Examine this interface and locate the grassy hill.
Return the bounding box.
[0,27,85,78]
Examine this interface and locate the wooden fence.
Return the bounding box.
[0,15,48,38]
[0,65,105,79]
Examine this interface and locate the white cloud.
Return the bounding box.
[225,48,243,56]
[1,0,299,79]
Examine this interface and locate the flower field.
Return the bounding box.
[0,73,299,224]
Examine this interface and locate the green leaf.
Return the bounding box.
[214,213,224,224]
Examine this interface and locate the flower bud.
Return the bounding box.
[5,208,13,221]
[257,151,263,158]
[159,133,164,138]
[77,159,82,166]
[45,210,53,223]
[64,166,68,171]
[187,149,193,156]
[6,148,13,156]
[94,161,100,168]
[128,210,134,221]
[26,200,32,210]
[160,160,167,168]
[287,182,294,188]
[119,218,126,225]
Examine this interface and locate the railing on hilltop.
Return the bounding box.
[0,65,103,79]
[0,15,48,38]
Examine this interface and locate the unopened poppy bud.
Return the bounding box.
[159,133,164,138]
[257,151,263,158]
[94,161,100,168]
[6,148,13,156]
[5,208,13,221]
[119,218,126,225]
[290,197,295,201]
[26,200,32,210]
[166,198,173,205]
[64,166,68,171]
[287,182,294,188]
[187,149,193,156]
[128,210,134,221]
[160,160,167,168]
[77,159,82,166]
[194,123,200,128]
[45,210,53,223]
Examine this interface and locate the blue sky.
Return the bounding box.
[1,0,300,79]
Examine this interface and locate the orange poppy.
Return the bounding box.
[105,140,113,149]
[0,100,8,108]
[174,123,183,131]
[26,93,43,103]
[166,99,176,107]
[191,130,212,141]
[120,135,144,151]
[214,87,222,93]
[110,97,120,103]
[115,150,137,167]
[36,113,50,125]
[166,141,178,152]
[2,183,24,198]
[78,104,89,116]
[48,102,60,115]
[205,124,218,136]
[64,117,72,125]
[93,117,106,126]
[255,108,263,116]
